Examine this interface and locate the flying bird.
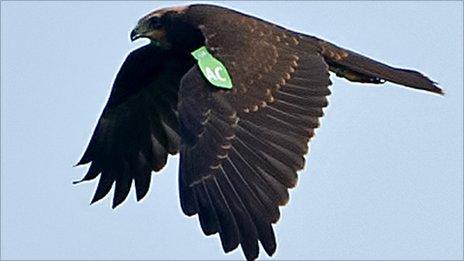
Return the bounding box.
[75,4,443,260]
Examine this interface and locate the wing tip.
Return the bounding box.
[90,197,101,206]
[111,201,123,209]
[423,79,444,95]
[112,191,130,209]
[72,179,83,185]
[433,85,445,96]
[135,189,149,202]
[73,159,87,167]
[263,241,277,257]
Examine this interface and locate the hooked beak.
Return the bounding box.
[130,28,141,41]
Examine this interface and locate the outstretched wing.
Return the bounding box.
[76,44,193,208]
[179,6,332,259]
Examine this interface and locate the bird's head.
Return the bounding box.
[130,5,203,50]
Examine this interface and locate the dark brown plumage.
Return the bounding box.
[76,4,442,260]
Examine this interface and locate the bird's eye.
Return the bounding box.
[148,16,162,29]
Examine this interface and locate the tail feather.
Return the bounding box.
[318,40,444,95]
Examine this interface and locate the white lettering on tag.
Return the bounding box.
[205,67,227,82]
[214,67,226,81]
[205,67,217,82]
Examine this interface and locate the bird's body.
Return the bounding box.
[76,4,442,260]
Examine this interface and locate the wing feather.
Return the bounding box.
[178,48,331,259]
[177,7,334,259]
[76,44,193,208]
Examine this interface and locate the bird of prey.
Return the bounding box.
[75,4,443,260]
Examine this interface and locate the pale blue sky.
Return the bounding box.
[1,1,463,260]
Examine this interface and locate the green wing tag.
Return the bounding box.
[191,46,233,89]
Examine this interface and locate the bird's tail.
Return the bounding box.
[315,39,443,95]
